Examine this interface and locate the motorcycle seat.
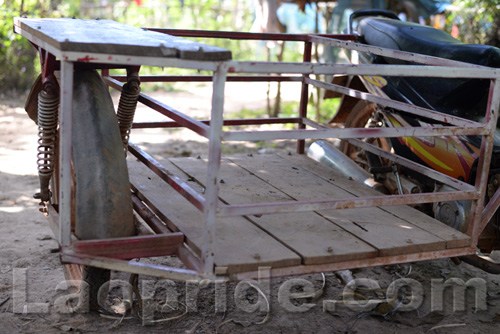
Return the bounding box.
[358,17,500,68]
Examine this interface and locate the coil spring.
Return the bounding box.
[117,82,140,152]
[37,90,59,178]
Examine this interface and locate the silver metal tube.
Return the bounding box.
[307,140,383,191]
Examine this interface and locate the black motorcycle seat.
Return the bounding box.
[359,17,500,68]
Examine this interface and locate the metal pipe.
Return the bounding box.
[307,140,385,191]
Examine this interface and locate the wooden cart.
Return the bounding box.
[13,18,500,291]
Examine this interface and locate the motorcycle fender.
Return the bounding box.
[325,75,368,124]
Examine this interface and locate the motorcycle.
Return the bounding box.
[324,9,500,270]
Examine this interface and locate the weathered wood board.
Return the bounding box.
[169,157,378,265]
[128,158,300,274]
[14,17,232,61]
[281,153,471,249]
[128,153,471,274]
[225,154,456,257]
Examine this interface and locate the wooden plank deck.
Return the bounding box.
[128,158,301,274]
[282,153,471,249]
[14,18,232,61]
[128,153,471,274]
[169,157,378,265]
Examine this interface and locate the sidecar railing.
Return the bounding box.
[14,18,500,281]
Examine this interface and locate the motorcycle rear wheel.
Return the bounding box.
[339,101,390,169]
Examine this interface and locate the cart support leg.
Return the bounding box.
[59,60,74,247]
[202,62,228,275]
[297,41,312,154]
[469,78,500,244]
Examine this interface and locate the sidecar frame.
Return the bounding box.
[14,17,500,282]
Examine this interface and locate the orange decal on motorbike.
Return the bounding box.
[363,76,388,88]
[403,137,454,171]
[384,113,478,180]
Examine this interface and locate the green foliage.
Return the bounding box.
[314,97,340,123]
[447,0,500,44]
[0,0,81,92]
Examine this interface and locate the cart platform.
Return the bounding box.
[128,152,470,276]
[14,17,232,61]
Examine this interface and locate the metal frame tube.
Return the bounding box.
[202,62,228,274]
[59,60,74,247]
[217,191,478,217]
[469,78,500,242]
[305,77,482,128]
[17,20,500,281]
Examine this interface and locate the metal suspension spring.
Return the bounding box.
[36,90,59,201]
[117,81,140,152]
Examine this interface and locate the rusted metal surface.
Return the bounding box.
[58,60,73,247]
[201,62,228,274]
[217,191,478,217]
[131,194,171,234]
[128,143,206,212]
[468,79,500,242]
[71,233,184,260]
[106,77,210,138]
[148,28,356,43]
[304,77,482,128]
[111,75,303,83]
[309,35,489,69]
[16,18,500,281]
[232,246,476,281]
[61,250,208,281]
[131,117,301,129]
[116,66,141,150]
[222,125,488,142]
[297,41,312,154]
[482,186,500,231]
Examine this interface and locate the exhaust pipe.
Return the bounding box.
[307,140,386,193]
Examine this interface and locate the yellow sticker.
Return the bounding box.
[363,75,388,88]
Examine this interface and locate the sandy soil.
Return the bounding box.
[1,83,500,334]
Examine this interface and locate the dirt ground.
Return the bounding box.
[1,83,500,334]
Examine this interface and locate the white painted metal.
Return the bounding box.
[309,35,489,69]
[201,63,228,274]
[59,60,74,247]
[221,126,488,142]
[304,77,482,128]
[229,61,500,79]
[61,251,207,281]
[469,79,500,242]
[15,18,500,280]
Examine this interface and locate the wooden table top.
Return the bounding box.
[14,17,232,61]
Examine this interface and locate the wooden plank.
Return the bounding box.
[170,157,378,265]
[14,18,232,61]
[226,154,450,257]
[283,153,471,249]
[127,158,300,274]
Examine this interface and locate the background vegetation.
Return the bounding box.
[1,0,499,120]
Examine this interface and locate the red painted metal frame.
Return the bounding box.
[103,29,497,275]
[15,20,500,281]
[128,143,206,212]
[111,74,303,83]
[71,233,184,260]
[147,28,357,43]
[132,117,301,129]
